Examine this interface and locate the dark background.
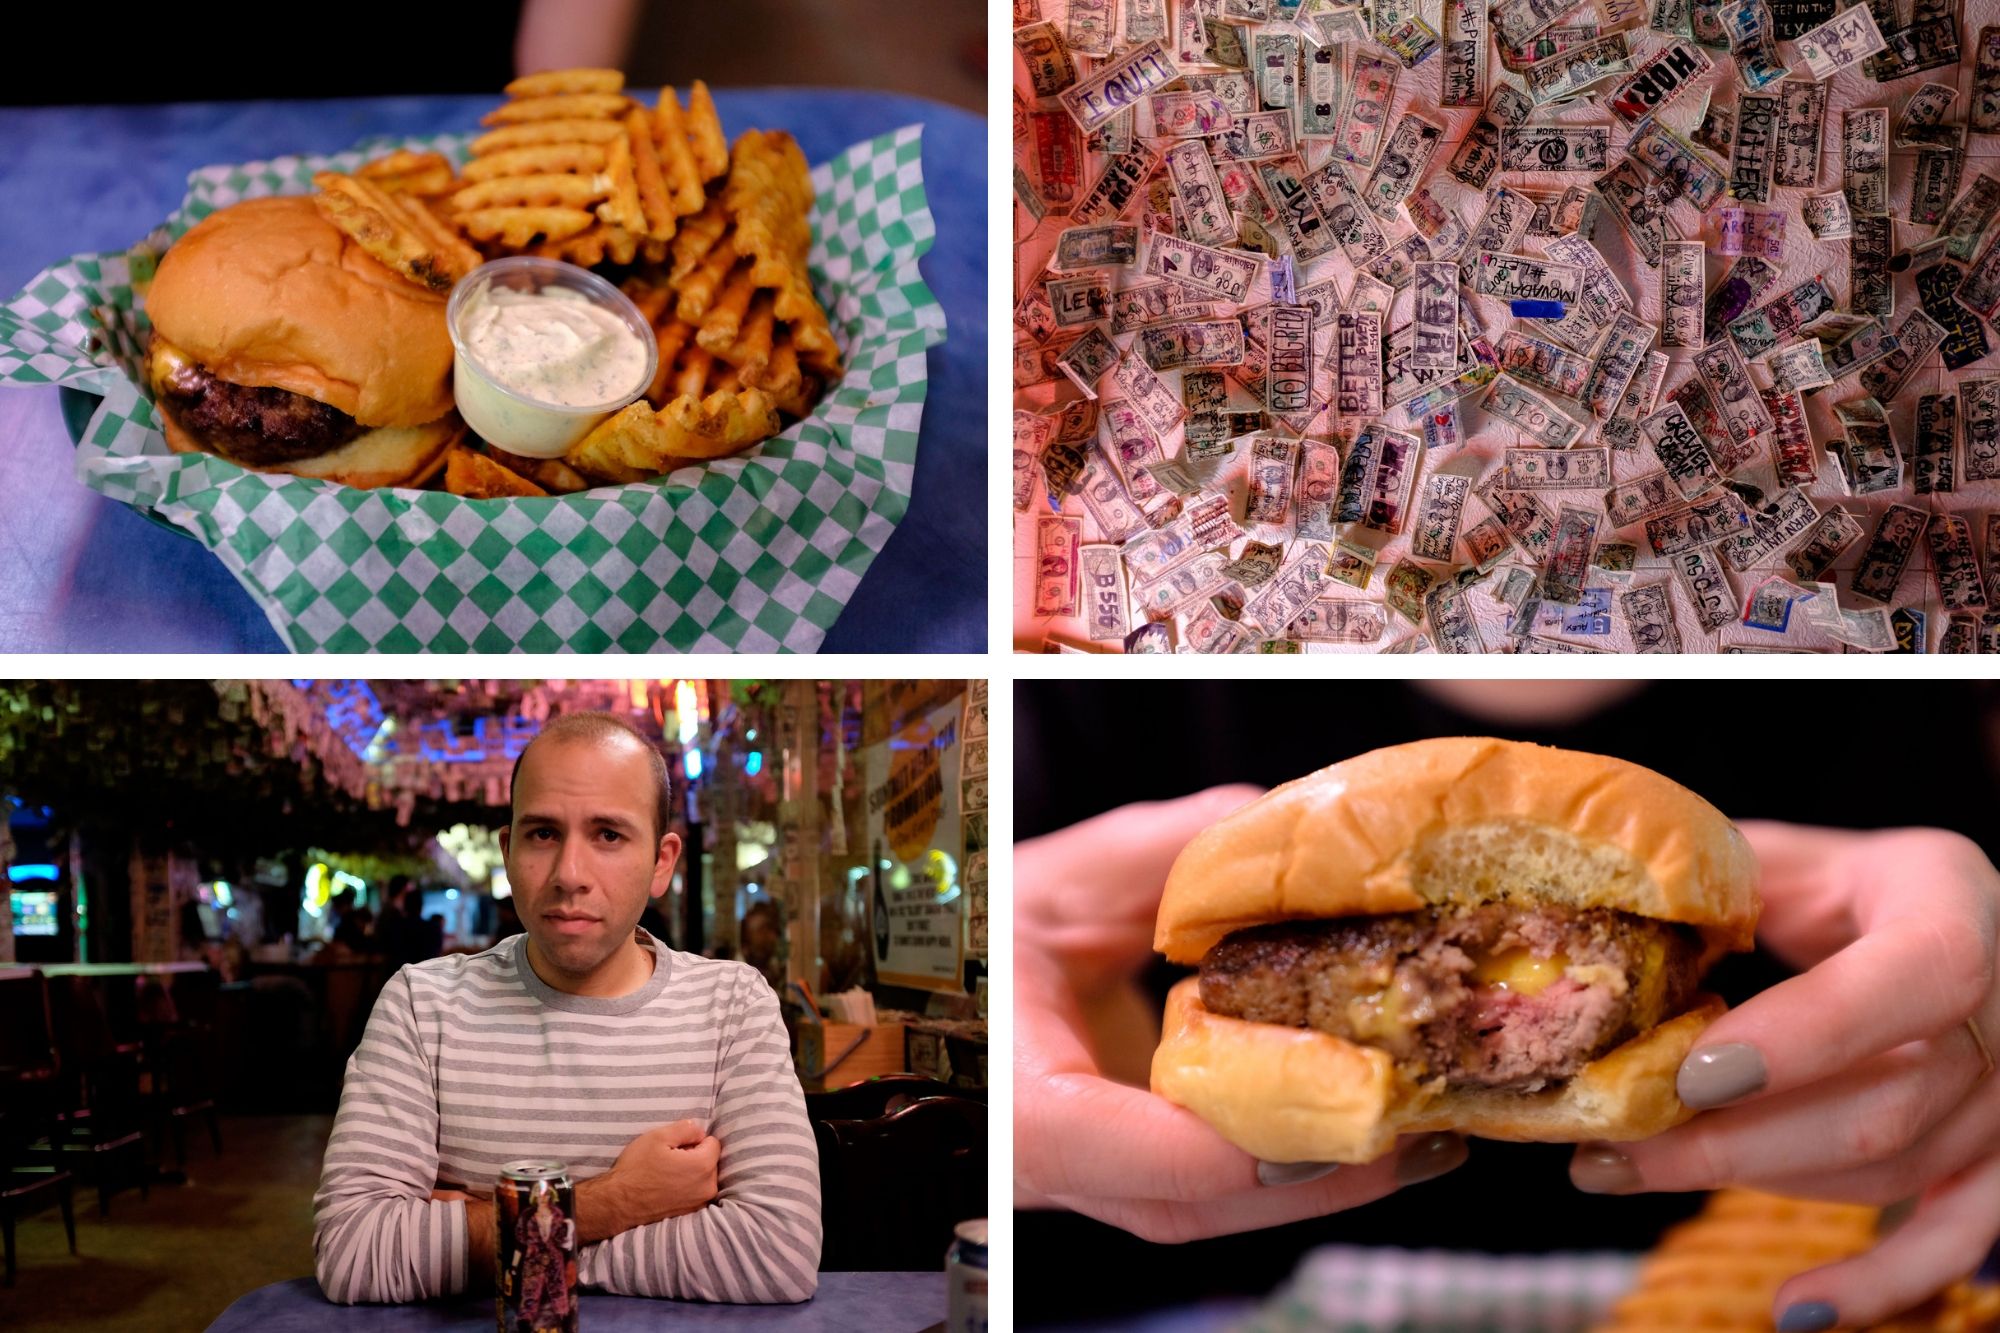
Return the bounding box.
[1,2,984,112]
[1015,681,2000,1324]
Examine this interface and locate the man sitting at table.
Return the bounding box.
[312,713,821,1304]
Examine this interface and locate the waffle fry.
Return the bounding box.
[481,93,634,126]
[470,120,626,155]
[595,108,679,241]
[452,173,608,213]
[444,446,548,498]
[675,242,739,323]
[567,388,780,481]
[695,261,759,353]
[462,144,608,183]
[489,448,592,495]
[722,130,843,377]
[718,292,776,377]
[668,197,731,281]
[457,206,596,247]
[312,170,479,292]
[527,223,644,268]
[652,89,709,214]
[1592,1190,1999,1333]
[683,82,730,182]
[504,68,624,99]
[356,150,457,197]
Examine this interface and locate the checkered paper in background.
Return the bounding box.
[0,125,942,653]
[1237,1247,1640,1333]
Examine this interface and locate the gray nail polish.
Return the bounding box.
[1876,1197,1918,1235]
[1678,1042,1768,1109]
[1395,1133,1468,1186]
[1570,1143,1640,1194]
[1257,1160,1340,1188]
[1776,1301,1838,1331]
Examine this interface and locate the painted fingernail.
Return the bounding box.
[1256,1160,1341,1188]
[1678,1042,1768,1108]
[1395,1133,1468,1186]
[1776,1301,1838,1331]
[1570,1142,1640,1194]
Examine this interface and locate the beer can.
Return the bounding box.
[495,1160,578,1333]
[946,1218,987,1333]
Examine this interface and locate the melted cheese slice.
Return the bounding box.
[1471,949,1571,996]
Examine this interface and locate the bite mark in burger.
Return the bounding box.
[142,196,464,489]
[1151,738,1759,1165]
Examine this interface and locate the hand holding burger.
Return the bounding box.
[1015,786,1473,1246]
[1152,738,1759,1166]
[1566,822,2000,1333]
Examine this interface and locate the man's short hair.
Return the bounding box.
[510,712,672,846]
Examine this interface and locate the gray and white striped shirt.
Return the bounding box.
[312,929,821,1304]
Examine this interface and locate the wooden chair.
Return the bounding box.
[42,975,149,1216]
[140,970,222,1171]
[813,1094,985,1271]
[0,975,76,1286]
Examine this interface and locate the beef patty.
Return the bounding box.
[152,347,363,466]
[1199,905,1703,1091]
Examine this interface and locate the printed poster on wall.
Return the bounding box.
[863,691,966,992]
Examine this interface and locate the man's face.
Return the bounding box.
[500,735,681,982]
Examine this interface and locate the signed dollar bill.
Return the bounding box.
[1410,473,1471,561]
[1244,435,1298,524]
[1504,445,1610,488]
[1058,40,1179,132]
[1849,504,1929,603]
[1673,543,1738,630]
[1794,4,1887,80]
[1034,514,1081,617]
[1621,583,1684,651]
[1783,506,1865,583]
[1661,242,1704,347]
[1079,544,1131,641]
[1144,233,1260,302]
[1483,375,1585,448]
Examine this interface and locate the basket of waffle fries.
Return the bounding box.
[0,68,942,653]
[1591,1190,2000,1333]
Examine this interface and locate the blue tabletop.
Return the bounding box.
[0,89,986,654]
[208,1273,948,1332]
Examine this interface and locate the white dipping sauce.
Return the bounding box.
[458,283,648,407]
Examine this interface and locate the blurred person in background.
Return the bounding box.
[1014,682,2000,1332]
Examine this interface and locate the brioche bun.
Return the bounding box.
[1150,739,1760,1164]
[145,196,459,488]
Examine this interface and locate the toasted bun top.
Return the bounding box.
[1155,738,1758,965]
[147,197,454,427]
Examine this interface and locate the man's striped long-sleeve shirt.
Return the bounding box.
[311,929,821,1304]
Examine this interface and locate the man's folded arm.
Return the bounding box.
[581,967,823,1303]
[312,969,471,1304]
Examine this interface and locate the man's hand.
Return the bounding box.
[432,1188,495,1294]
[578,1119,722,1243]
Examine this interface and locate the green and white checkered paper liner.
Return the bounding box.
[0,125,941,652]
[1237,1247,1641,1333]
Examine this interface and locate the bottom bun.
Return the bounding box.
[1152,976,1725,1165]
[160,403,460,490]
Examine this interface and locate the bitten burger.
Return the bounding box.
[1152,737,1760,1165]
[143,196,462,489]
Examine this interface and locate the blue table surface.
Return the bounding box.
[208,1273,948,1332]
[0,88,986,654]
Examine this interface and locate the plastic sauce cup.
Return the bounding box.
[446,257,658,459]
